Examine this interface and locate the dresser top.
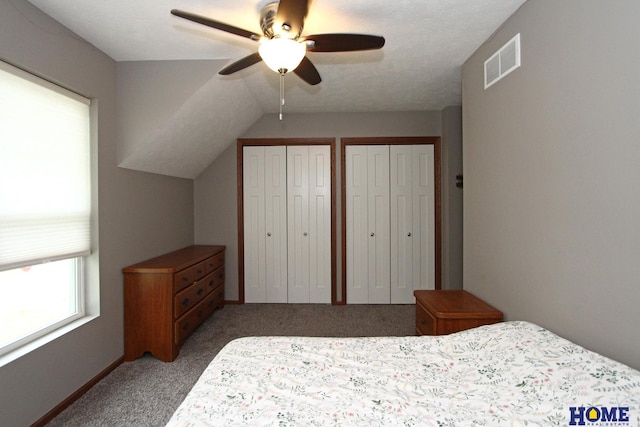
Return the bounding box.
[122,245,225,274]
[413,290,503,319]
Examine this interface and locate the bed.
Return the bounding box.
[166,321,640,426]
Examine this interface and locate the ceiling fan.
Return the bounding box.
[170,0,385,86]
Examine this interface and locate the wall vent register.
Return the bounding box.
[484,33,521,89]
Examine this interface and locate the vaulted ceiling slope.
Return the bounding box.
[27,0,527,179]
[117,60,262,179]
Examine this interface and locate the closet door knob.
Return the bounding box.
[267,232,271,237]
[407,232,412,237]
[303,232,308,236]
[370,232,375,237]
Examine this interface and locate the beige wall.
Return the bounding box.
[195,110,463,301]
[0,1,194,425]
[462,0,640,369]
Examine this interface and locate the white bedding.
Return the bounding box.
[166,321,640,426]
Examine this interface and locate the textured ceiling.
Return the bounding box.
[27,0,526,112]
[25,0,527,178]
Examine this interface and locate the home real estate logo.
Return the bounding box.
[569,406,636,426]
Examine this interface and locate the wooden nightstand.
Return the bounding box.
[414,290,503,335]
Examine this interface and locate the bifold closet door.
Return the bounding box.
[390,144,435,303]
[243,146,287,303]
[345,145,390,304]
[287,145,331,303]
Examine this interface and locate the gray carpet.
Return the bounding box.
[47,303,416,426]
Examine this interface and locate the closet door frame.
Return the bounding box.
[237,138,337,304]
[341,137,442,304]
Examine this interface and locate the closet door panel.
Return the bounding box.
[390,145,414,303]
[345,146,369,304]
[264,146,288,302]
[346,143,436,304]
[243,147,266,303]
[367,145,390,304]
[287,146,310,303]
[412,144,436,292]
[308,145,331,303]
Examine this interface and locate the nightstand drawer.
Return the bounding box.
[416,301,437,335]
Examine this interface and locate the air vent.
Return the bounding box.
[484,33,521,89]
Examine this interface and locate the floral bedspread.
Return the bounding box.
[166,321,640,426]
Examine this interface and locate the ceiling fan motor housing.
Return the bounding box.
[261,1,302,39]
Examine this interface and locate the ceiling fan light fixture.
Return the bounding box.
[258,37,306,74]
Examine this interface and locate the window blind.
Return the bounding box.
[0,61,91,271]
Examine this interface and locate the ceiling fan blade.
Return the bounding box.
[294,56,321,85]
[219,52,263,75]
[171,9,261,41]
[304,34,385,52]
[275,0,310,38]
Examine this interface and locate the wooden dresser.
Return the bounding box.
[414,290,503,335]
[123,245,225,362]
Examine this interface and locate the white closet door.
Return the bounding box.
[264,146,288,302]
[367,145,391,304]
[243,146,266,303]
[244,146,287,303]
[308,145,331,303]
[412,144,435,293]
[346,145,390,304]
[390,145,436,302]
[345,146,369,304]
[390,145,414,303]
[287,146,310,303]
[287,145,331,304]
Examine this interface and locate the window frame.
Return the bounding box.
[0,257,86,357]
[0,59,95,363]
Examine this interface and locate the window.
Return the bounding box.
[0,60,91,356]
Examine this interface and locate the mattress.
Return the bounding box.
[166,321,640,426]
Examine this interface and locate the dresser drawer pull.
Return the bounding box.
[197,288,204,296]
[182,298,190,306]
[182,276,189,282]
[209,280,215,287]
[197,269,203,275]
[218,273,223,279]
[420,319,426,325]
[182,323,190,331]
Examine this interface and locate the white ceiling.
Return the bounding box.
[27,0,526,113]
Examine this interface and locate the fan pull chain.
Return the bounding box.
[279,71,285,120]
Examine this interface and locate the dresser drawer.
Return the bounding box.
[211,266,224,288]
[174,280,208,319]
[192,259,208,282]
[207,282,224,312]
[416,301,437,335]
[175,291,218,345]
[174,267,196,292]
[206,252,225,274]
[194,268,223,296]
